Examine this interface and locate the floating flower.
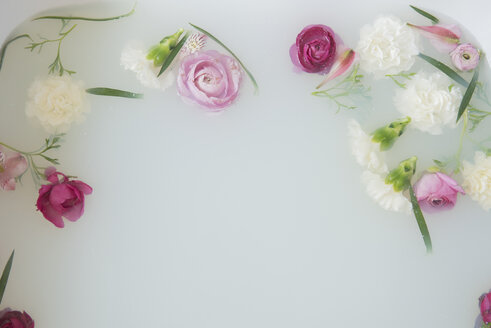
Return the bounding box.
[348,119,388,174]
[462,151,491,211]
[0,308,34,328]
[450,43,480,71]
[407,23,461,53]
[120,42,175,91]
[316,48,356,89]
[371,117,411,151]
[362,170,412,214]
[36,167,92,228]
[356,16,419,77]
[25,75,89,133]
[177,50,242,110]
[180,33,207,57]
[290,24,338,74]
[480,291,491,324]
[0,146,28,191]
[394,71,462,135]
[413,172,465,213]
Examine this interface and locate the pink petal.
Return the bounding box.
[48,184,78,213]
[36,187,65,228]
[316,48,356,89]
[63,201,85,222]
[407,24,461,53]
[435,172,465,194]
[70,180,93,195]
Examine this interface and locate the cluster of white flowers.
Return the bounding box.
[462,151,491,211]
[356,16,419,77]
[394,72,462,135]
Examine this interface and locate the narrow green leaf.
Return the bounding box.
[0,250,15,304]
[190,23,259,93]
[0,34,32,72]
[33,3,136,22]
[456,67,480,123]
[409,5,440,24]
[409,185,432,254]
[86,88,143,99]
[157,32,190,77]
[418,53,469,87]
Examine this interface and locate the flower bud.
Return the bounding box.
[385,156,417,192]
[147,28,184,66]
[371,117,411,151]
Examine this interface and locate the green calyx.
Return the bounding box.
[147,28,184,66]
[385,156,418,192]
[371,117,411,151]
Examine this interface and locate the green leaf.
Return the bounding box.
[40,154,59,165]
[409,5,440,24]
[0,250,14,304]
[409,185,432,254]
[0,34,32,72]
[190,23,259,93]
[456,67,480,123]
[157,32,190,77]
[32,3,136,22]
[418,53,469,87]
[86,88,143,99]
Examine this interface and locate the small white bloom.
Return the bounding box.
[180,33,207,57]
[394,72,462,135]
[120,42,174,91]
[462,151,491,211]
[348,119,388,174]
[25,75,89,133]
[356,16,419,77]
[362,170,412,214]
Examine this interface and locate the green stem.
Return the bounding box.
[455,112,468,172]
[32,3,136,22]
[0,34,32,72]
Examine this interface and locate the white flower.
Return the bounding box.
[180,33,207,57]
[120,42,174,91]
[394,72,462,135]
[356,16,419,77]
[348,119,388,174]
[462,151,491,211]
[362,170,412,214]
[25,75,89,133]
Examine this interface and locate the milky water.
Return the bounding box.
[0,1,490,327]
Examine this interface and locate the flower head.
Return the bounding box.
[480,291,491,324]
[0,146,27,191]
[25,75,89,133]
[362,170,412,214]
[413,172,465,213]
[356,16,419,77]
[181,33,207,57]
[451,43,480,72]
[407,23,461,53]
[348,119,388,174]
[462,151,491,211]
[394,71,462,135]
[0,308,34,328]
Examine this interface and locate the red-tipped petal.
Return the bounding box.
[407,23,461,53]
[316,48,356,89]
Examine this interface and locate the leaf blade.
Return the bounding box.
[157,32,190,77]
[418,53,469,87]
[409,185,432,254]
[0,250,15,304]
[456,67,480,123]
[0,34,32,72]
[409,5,440,24]
[33,3,136,22]
[86,88,143,99]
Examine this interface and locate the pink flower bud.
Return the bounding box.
[450,43,480,71]
[407,23,461,53]
[413,172,464,213]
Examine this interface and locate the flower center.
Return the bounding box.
[463,53,471,60]
[429,197,448,207]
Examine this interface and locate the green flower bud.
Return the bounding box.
[371,117,411,151]
[385,156,417,192]
[147,28,184,67]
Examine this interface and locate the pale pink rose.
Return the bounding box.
[413,172,465,213]
[451,43,480,71]
[0,146,28,191]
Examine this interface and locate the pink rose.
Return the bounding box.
[480,291,491,324]
[0,146,28,191]
[290,24,338,74]
[0,309,34,328]
[451,43,480,72]
[36,167,92,228]
[413,172,465,213]
[177,50,242,111]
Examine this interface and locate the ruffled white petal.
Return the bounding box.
[348,119,388,174]
[462,151,491,211]
[362,170,412,214]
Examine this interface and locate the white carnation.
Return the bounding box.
[120,42,174,91]
[394,72,462,135]
[462,151,491,211]
[356,16,419,77]
[348,119,388,174]
[25,75,89,133]
[362,170,412,214]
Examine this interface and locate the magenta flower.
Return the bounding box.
[316,48,356,89]
[413,172,465,213]
[177,50,242,111]
[407,23,461,53]
[0,146,28,191]
[0,309,34,328]
[451,43,480,71]
[481,291,491,324]
[36,167,92,228]
[290,24,338,74]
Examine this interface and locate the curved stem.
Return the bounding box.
[0,34,32,72]
[32,3,136,22]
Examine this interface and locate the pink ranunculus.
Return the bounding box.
[0,146,28,191]
[0,308,34,328]
[177,50,243,111]
[480,291,491,324]
[451,43,480,72]
[413,172,465,213]
[36,167,92,228]
[290,24,338,74]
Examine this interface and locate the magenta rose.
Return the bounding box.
[177,50,242,111]
[413,172,465,213]
[290,24,338,74]
[481,291,491,324]
[36,167,92,228]
[0,309,34,328]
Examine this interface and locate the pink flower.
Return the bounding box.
[407,23,461,53]
[290,24,338,74]
[0,146,28,191]
[413,172,465,213]
[36,167,92,228]
[177,50,242,111]
[451,43,480,71]
[316,48,356,89]
[0,309,34,328]
[480,291,491,324]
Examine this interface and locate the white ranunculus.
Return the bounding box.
[362,170,412,214]
[356,16,419,77]
[394,72,462,135]
[120,42,174,91]
[348,119,388,174]
[462,151,491,211]
[25,75,89,133]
